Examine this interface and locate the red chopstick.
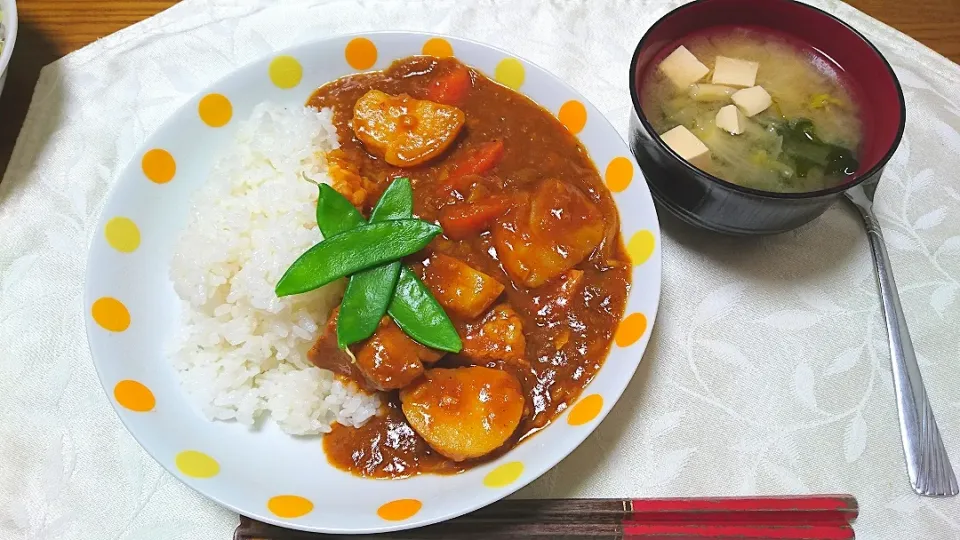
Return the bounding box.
[234,495,858,539]
[623,523,854,539]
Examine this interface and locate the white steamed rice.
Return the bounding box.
[169,102,380,435]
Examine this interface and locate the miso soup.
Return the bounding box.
[640,28,863,193]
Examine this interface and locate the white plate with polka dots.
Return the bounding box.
[84,32,662,534]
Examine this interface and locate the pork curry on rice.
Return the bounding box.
[305,56,631,478]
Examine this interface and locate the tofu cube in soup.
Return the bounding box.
[711,56,760,88]
[422,254,505,319]
[462,304,527,364]
[400,366,525,461]
[493,179,605,288]
[660,125,711,168]
[658,45,709,88]
[716,104,746,135]
[731,86,773,117]
[355,317,442,391]
[352,89,465,167]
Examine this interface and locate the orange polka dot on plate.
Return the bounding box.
[495,58,525,90]
[567,394,603,426]
[198,93,233,127]
[605,157,634,192]
[104,217,140,253]
[141,149,176,184]
[377,499,422,521]
[627,230,656,266]
[484,461,524,488]
[175,450,220,478]
[114,380,155,412]
[558,100,587,134]
[269,55,303,89]
[422,37,454,58]
[345,37,377,70]
[615,313,648,347]
[268,495,314,518]
[92,297,130,332]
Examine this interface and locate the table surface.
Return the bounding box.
[0,0,958,176]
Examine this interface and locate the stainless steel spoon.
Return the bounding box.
[846,181,958,497]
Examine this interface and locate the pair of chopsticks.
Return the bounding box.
[234,495,858,539]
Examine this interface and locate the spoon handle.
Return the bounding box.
[849,199,958,497]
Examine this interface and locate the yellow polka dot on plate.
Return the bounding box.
[495,58,525,90]
[268,495,314,518]
[92,297,130,332]
[615,313,648,347]
[605,157,634,192]
[377,499,422,521]
[104,217,140,253]
[484,461,524,488]
[627,230,656,266]
[558,100,587,134]
[175,450,220,478]
[198,93,233,127]
[422,37,454,58]
[345,37,378,70]
[269,55,303,89]
[114,380,155,412]
[141,149,176,184]
[567,394,603,426]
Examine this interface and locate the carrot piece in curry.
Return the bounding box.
[438,195,511,239]
[440,140,505,196]
[425,64,472,105]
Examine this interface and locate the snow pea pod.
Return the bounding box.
[336,179,413,346]
[388,266,462,353]
[316,184,364,238]
[275,219,440,297]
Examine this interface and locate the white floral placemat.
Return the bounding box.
[1,1,958,538]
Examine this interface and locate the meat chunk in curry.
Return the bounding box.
[308,56,630,479]
[355,317,443,391]
[461,304,527,365]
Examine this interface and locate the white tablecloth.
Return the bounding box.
[1,1,958,538]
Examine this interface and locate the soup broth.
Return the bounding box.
[640,28,863,193]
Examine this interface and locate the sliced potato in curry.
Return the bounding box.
[400,366,525,461]
[422,253,505,319]
[352,90,465,167]
[493,179,605,288]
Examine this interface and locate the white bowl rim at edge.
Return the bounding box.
[82,30,664,535]
[0,0,18,79]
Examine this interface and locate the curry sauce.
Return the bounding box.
[307,56,630,478]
